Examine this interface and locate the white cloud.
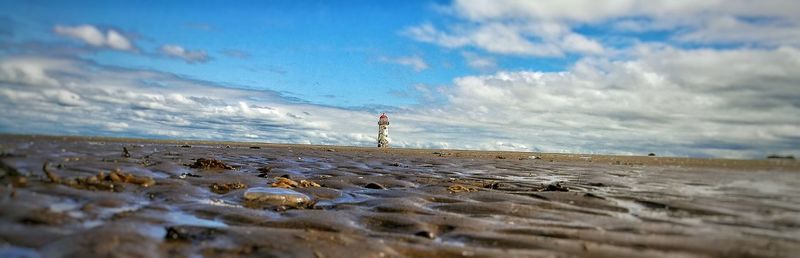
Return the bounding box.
[461,51,496,71]
[402,21,602,57]
[401,23,470,48]
[54,24,134,51]
[675,16,800,46]
[379,55,429,72]
[159,44,209,63]
[561,33,604,54]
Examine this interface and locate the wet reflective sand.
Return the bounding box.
[1,135,799,257]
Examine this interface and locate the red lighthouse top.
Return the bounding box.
[378,113,389,125]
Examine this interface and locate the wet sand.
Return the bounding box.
[1,134,799,257]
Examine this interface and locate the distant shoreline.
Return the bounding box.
[1,133,797,172]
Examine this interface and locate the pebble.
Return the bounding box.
[243,187,311,207]
[364,182,386,189]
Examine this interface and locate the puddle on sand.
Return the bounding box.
[0,246,40,258]
[161,210,227,228]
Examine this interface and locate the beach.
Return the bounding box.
[0,134,798,257]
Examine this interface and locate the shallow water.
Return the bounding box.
[0,135,799,257]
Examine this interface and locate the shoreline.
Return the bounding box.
[1,133,797,172]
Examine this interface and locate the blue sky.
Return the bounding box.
[4,1,487,107]
[1,0,799,158]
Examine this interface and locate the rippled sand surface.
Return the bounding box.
[1,135,799,257]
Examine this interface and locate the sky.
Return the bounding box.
[0,0,799,159]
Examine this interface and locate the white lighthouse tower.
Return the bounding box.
[377,113,389,148]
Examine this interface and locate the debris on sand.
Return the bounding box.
[484,181,501,189]
[249,146,261,149]
[496,156,507,159]
[541,182,569,192]
[433,152,451,157]
[42,162,61,183]
[271,177,298,188]
[43,166,155,191]
[180,145,192,148]
[179,172,202,179]
[448,184,479,193]
[85,169,154,189]
[210,182,247,194]
[299,180,321,188]
[243,187,312,208]
[122,147,131,158]
[270,177,321,188]
[187,158,234,170]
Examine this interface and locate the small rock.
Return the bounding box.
[180,145,192,148]
[326,149,336,152]
[165,226,189,241]
[249,146,261,149]
[767,154,795,160]
[648,153,656,157]
[243,187,312,208]
[364,182,386,189]
[164,226,217,242]
[414,231,435,239]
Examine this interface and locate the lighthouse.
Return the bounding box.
[377,113,389,148]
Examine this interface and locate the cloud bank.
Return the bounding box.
[1,46,798,158]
